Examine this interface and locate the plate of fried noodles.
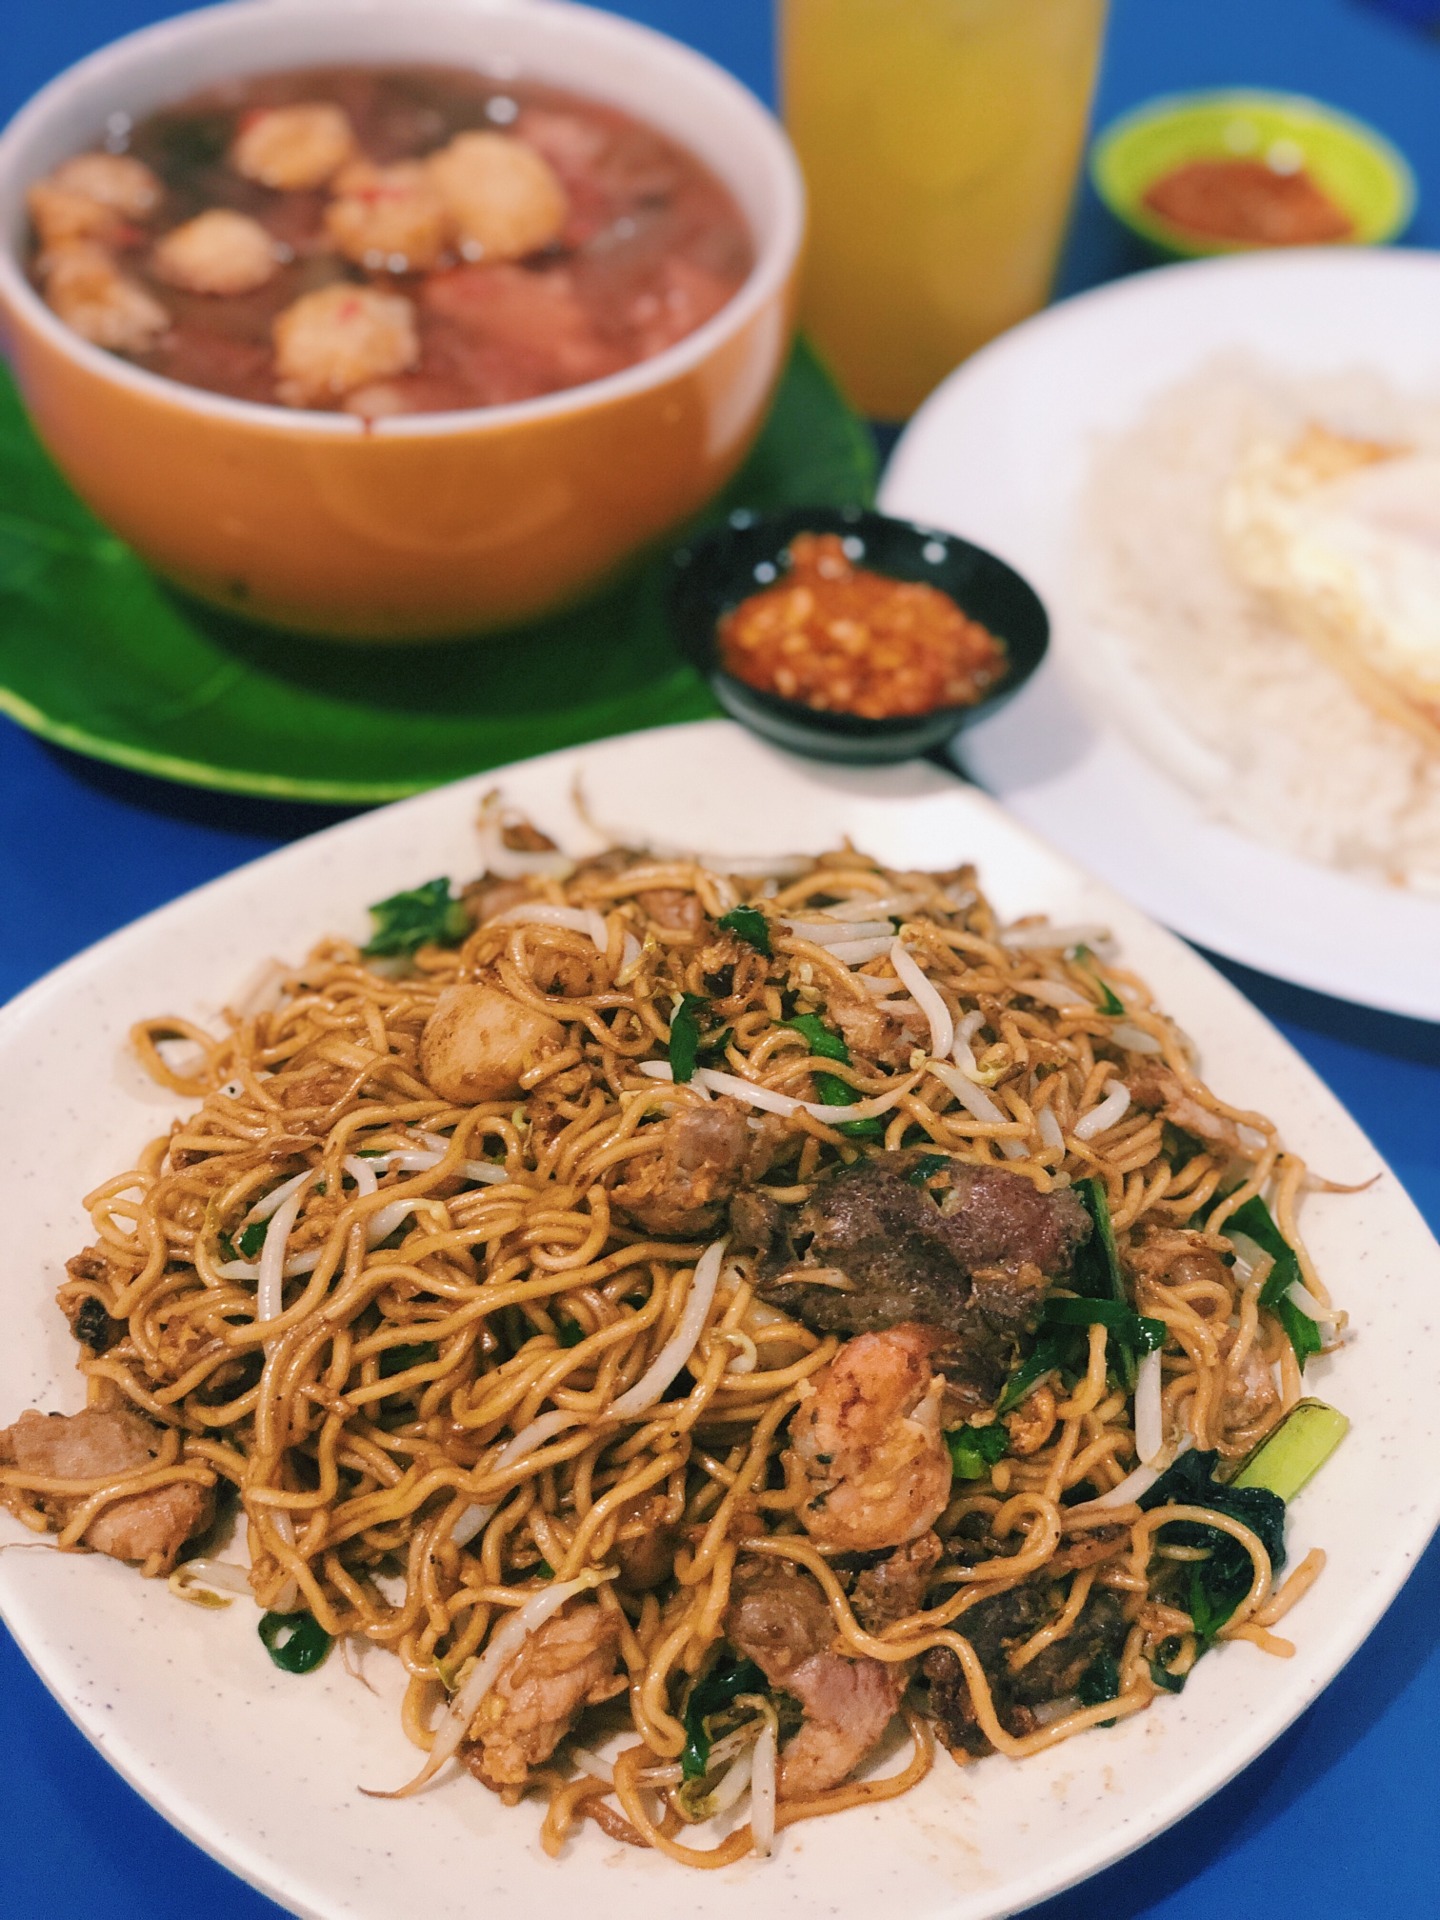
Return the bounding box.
[0,719,1435,1920]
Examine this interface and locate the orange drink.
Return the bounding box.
[782,0,1108,418]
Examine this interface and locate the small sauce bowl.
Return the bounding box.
[1090,90,1416,259]
[667,504,1049,764]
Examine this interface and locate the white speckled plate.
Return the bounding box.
[881,248,1440,1022]
[1,719,1436,1920]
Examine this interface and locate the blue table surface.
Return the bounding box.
[3,2,1437,1915]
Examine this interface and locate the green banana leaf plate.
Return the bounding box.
[0,340,874,803]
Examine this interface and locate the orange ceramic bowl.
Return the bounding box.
[0,0,803,640]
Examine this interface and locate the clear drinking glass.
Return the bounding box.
[781,0,1109,419]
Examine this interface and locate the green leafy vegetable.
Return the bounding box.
[219,1220,267,1263]
[555,1317,586,1349]
[716,905,771,956]
[1077,1651,1121,1709]
[1137,1449,1287,1651]
[258,1611,333,1674]
[1072,944,1124,1016]
[1275,1294,1324,1368]
[1072,1177,1124,1304]
[784,1012,850,1062]
[998,1331,1076,1413]
[1223,1196,1322,1368]
[908,1152,951,1186]
[668,993,709,1083]
[1225,1196,1300,1306]
[680,1655,766,1779]
[1148,1642,1188,1694]
[378,1341,439,1378]
[362,878,469,959]
[1066,1178,1160,1388]
[946,1423,1008,1480]
[1042,1295,1167,1354]
[813,1071,885,1139]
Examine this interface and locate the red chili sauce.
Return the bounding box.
[1141,157,1353,247]
[25,66,754,414]
[718,533,1007,720]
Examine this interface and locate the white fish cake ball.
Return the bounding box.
[324,161,451,272]
[420,983,564,1103]
[231,103,355,190]
[426,131,568,262]
[39,239,169,354]
[27,152,162,246]
[272,281,419,407]
[151,209,279,295]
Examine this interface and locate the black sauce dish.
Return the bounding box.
[666,505,1049,764]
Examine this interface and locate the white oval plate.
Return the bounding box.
[1,719,1436,1920]
[881,248,1440,1022]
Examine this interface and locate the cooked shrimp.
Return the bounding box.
[420,982,564,1104]
[464,1600,624,1787]
[27,152,161,246]
[271,283,418,407]
[151,209,279,295]
[37,241,169,354]
[325,160,451,272]
[230,103,355,190]
[426,131,568,262]
[787,1323,952,1553]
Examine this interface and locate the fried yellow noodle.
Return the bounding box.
[0,812,1339,1862]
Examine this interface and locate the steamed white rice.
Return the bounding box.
[1077,354,1440,894]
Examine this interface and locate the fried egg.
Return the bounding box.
[1221,422,1440,745]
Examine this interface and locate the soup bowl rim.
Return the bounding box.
[0,0,805,440]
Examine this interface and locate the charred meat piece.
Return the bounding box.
[726,1555,834,1682]
[724,1555,903,1799]
[1044,1524,1130,1578]
[849,1531,942,1635]
[0,1407,214,1573]
[611,1097,754,1238]
[748,1152,1089,1411]
[60,1252,124,1355]
[922,1583,1128,1757]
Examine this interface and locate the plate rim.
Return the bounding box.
[2,715,1437,1920]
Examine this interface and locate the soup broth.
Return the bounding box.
[26,64,754,415]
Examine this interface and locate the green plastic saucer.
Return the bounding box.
[1091,89,1416,259]
[0,340,874,803]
